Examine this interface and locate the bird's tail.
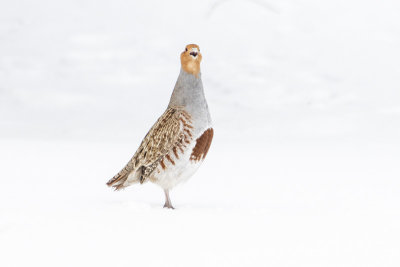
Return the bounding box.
[106,167,140,190]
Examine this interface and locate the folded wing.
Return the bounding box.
[106,107,191,190]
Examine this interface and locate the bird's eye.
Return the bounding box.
[185,48,188,52]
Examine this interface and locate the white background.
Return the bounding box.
[1,0,399,266]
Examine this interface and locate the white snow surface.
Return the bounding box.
[1,0,400,266]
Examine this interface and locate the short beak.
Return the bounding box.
[189,47,199,58]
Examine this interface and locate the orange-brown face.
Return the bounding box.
[180,44,202,77]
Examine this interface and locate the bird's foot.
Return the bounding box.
[163,203,175,209]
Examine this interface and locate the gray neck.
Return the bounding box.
[168,68,206,109]
[168,68,212,131]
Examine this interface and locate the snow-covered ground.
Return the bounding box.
[1,0,400,266]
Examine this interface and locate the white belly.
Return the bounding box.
[151,142,204,190]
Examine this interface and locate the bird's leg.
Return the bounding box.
[163,189,174,209]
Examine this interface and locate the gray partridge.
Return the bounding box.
[106,44,213,209]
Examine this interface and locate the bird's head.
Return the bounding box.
[180,44,202,77]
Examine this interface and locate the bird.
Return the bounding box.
[106,44,213,209]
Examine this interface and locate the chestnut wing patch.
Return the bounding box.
[190,128,214,162]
